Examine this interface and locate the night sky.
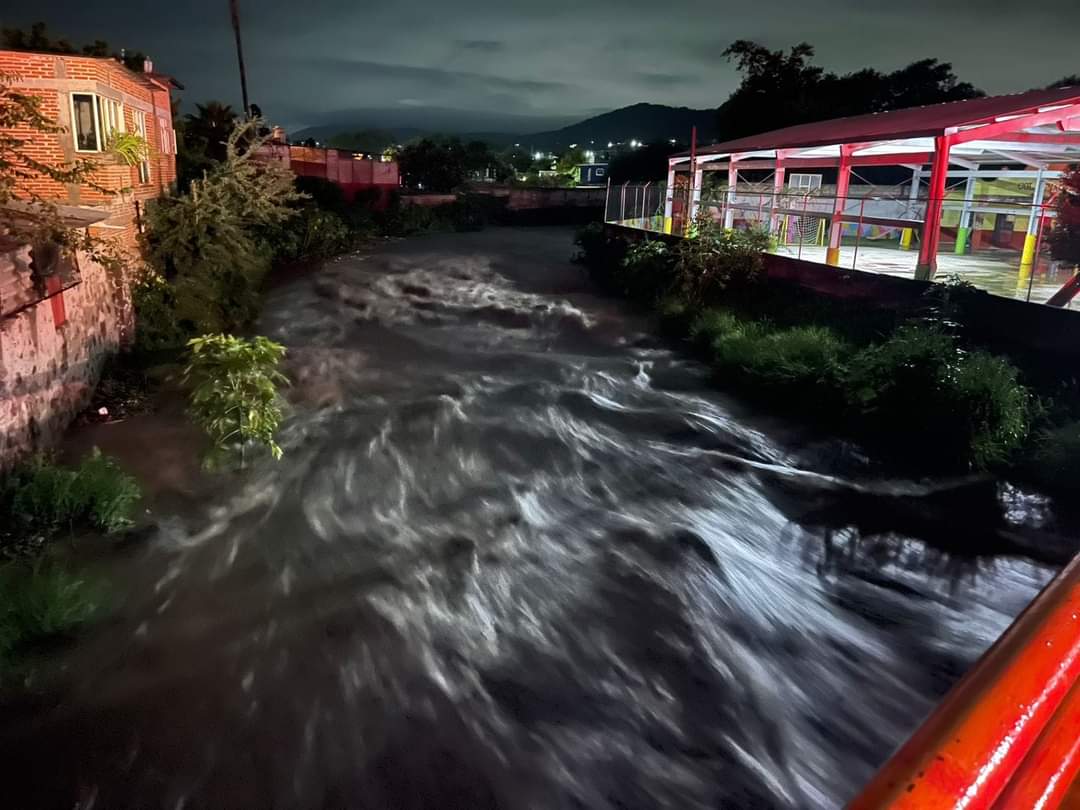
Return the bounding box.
[4,1,1078,132]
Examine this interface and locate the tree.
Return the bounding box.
[397,137,469,191]
[182,102,239,163]
[1049,167,1080,266]
[2,22,148,72]
[715,41,984,140]
[137,117,303,347]
[607,141,681,183]
[1049,76,1080,89]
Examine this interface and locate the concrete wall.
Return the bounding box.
[0,247,130,463]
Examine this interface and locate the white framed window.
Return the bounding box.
[789,173,823,191]
[71,93,101,152]
[99,96,124,142]
[157,117,175,155]
[133,110,151,184]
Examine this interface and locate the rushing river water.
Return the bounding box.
[0,227,1063,809]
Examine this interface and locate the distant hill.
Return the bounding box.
[291,103,718,152]
[524,103,717,151]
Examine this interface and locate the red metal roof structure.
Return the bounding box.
[665,86,1080,279]
[678,86,1080,157]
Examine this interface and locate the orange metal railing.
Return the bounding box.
[849,554,1080,809]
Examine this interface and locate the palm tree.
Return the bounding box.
[184,101,238,163]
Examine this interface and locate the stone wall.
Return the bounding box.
[0,246,130,465]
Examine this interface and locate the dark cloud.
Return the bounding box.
[635,72,699,87]
[305,57,568,95]
[4,0,1078,132]
[457,39,503,52]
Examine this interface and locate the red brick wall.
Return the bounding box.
[0,50,178,463]
[0,49,178,251]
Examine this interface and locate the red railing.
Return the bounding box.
[850,554,1080,809]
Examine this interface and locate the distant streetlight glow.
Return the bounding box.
[534,151,544,160]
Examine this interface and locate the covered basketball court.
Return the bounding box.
[633,87,1080,303]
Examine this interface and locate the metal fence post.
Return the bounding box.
[798,194,808,260]
[1028,204,1047,303]
[852,197,866,270]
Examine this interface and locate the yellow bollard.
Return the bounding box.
[1019,232,1037,271]
[900,228,913,250]
[826,246,841,266]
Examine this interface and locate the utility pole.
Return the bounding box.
[229,0,251,117]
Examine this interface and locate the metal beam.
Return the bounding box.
[949,105,1080,143]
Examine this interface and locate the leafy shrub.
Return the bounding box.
[294,176,349,217]
[674,211,769,306]
[1,449,141,535]
[619,239,673,301]
[689,308,847,405]
[131,272,189,354]
[184,334,289,468]
[574,222,630,288]
[269,206,355,261]
[106,131,150,167]
[845,326,1029,469]
[717,325,847,387]
[137,118,303,353]
[1024,421,1080,493]
[0,562,106,667]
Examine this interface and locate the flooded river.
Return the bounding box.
[0,228,1061,808]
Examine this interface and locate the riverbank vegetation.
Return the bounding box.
[0,450,137,672]
[184,334,288,468]
[576,222,1040,476]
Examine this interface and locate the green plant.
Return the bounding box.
[184,334,289,468]
[674,211,769,305]
[844,326,1029,469]
[138,118,304,352]
[620,239,673,301]
[269,205,355,261]
[106,131,150,167]
[2,449,141,535]
[0,562,107,669]
[1023,421,1080,493]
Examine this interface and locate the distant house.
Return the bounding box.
[0,48,179,461]
[577,163,608,187]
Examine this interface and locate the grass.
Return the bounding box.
[2,449,141,537]
[582,225,1036,472]
[0,562,106,671]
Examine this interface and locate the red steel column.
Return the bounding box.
[915,135,952,281]
[826,145,854,266]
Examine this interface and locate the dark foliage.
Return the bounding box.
[398,137,511,191]
[1050,166,1080,265]
[607,141,683,184]
[715,41,984,140]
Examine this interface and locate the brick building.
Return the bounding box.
[0,49,179,461]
